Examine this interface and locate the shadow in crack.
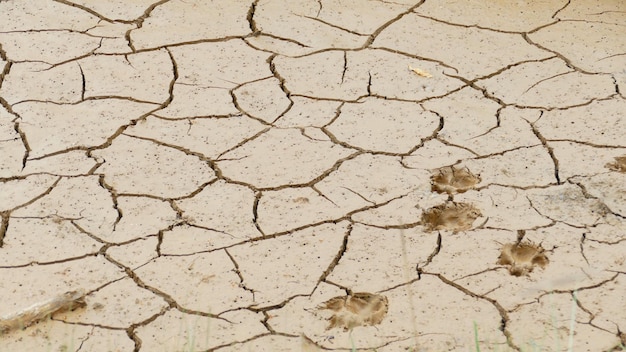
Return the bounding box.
[431,166,481,194]
[497,242,549,276]
[317,292,388,331]
[605,155,626,173]
[421,202,482,233]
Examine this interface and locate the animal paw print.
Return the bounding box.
[497,242,549,276]
[421,202,482,233]
[431,166,481,194]
[318,292,388,331]
[605,155,626,173]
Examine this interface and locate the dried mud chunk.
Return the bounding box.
[606,155,626,173]
[421,202,482,232]
[318,292,388,331]
[431,166,481,194]
[0,290,86,334]
[497,243,549,276]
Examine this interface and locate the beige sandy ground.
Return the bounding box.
[0,1,625,351]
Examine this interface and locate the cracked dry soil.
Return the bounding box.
[0,0,625,351]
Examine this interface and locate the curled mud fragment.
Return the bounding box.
[318,292,388,331]
[0,289,86,334]
[497,243,549,276]
[421,202,482,232]
[605,155,626,173]
[431,166,481,194]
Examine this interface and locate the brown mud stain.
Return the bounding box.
[421,202,482,232]
[293,197,310,204]
[605,155,626,173]
[431,166,481,194]
[497,242,549,276]
[318,292,388,331]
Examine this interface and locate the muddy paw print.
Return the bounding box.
[421,202,482,233]
[431,166,481,194]
[605,155,626,173]
[497,242,549,276]
[318,292,388,331]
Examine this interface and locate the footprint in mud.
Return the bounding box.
[421,202,482,233]
[606,155,626,173]
[497,242,549,276]
[318,292,388,331]
[431,166,481,194]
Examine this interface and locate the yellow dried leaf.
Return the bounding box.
[408,65,432,78]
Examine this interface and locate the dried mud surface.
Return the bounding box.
[0,1,625,351]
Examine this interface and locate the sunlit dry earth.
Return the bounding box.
[0,1,625,351]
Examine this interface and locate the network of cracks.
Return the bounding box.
[2,163,625,351]
[1,0,626,351]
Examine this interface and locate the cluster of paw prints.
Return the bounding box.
[423,155,626,277]
[423,165,549,277]
[316,165,552,332]
[316,156,626,331]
